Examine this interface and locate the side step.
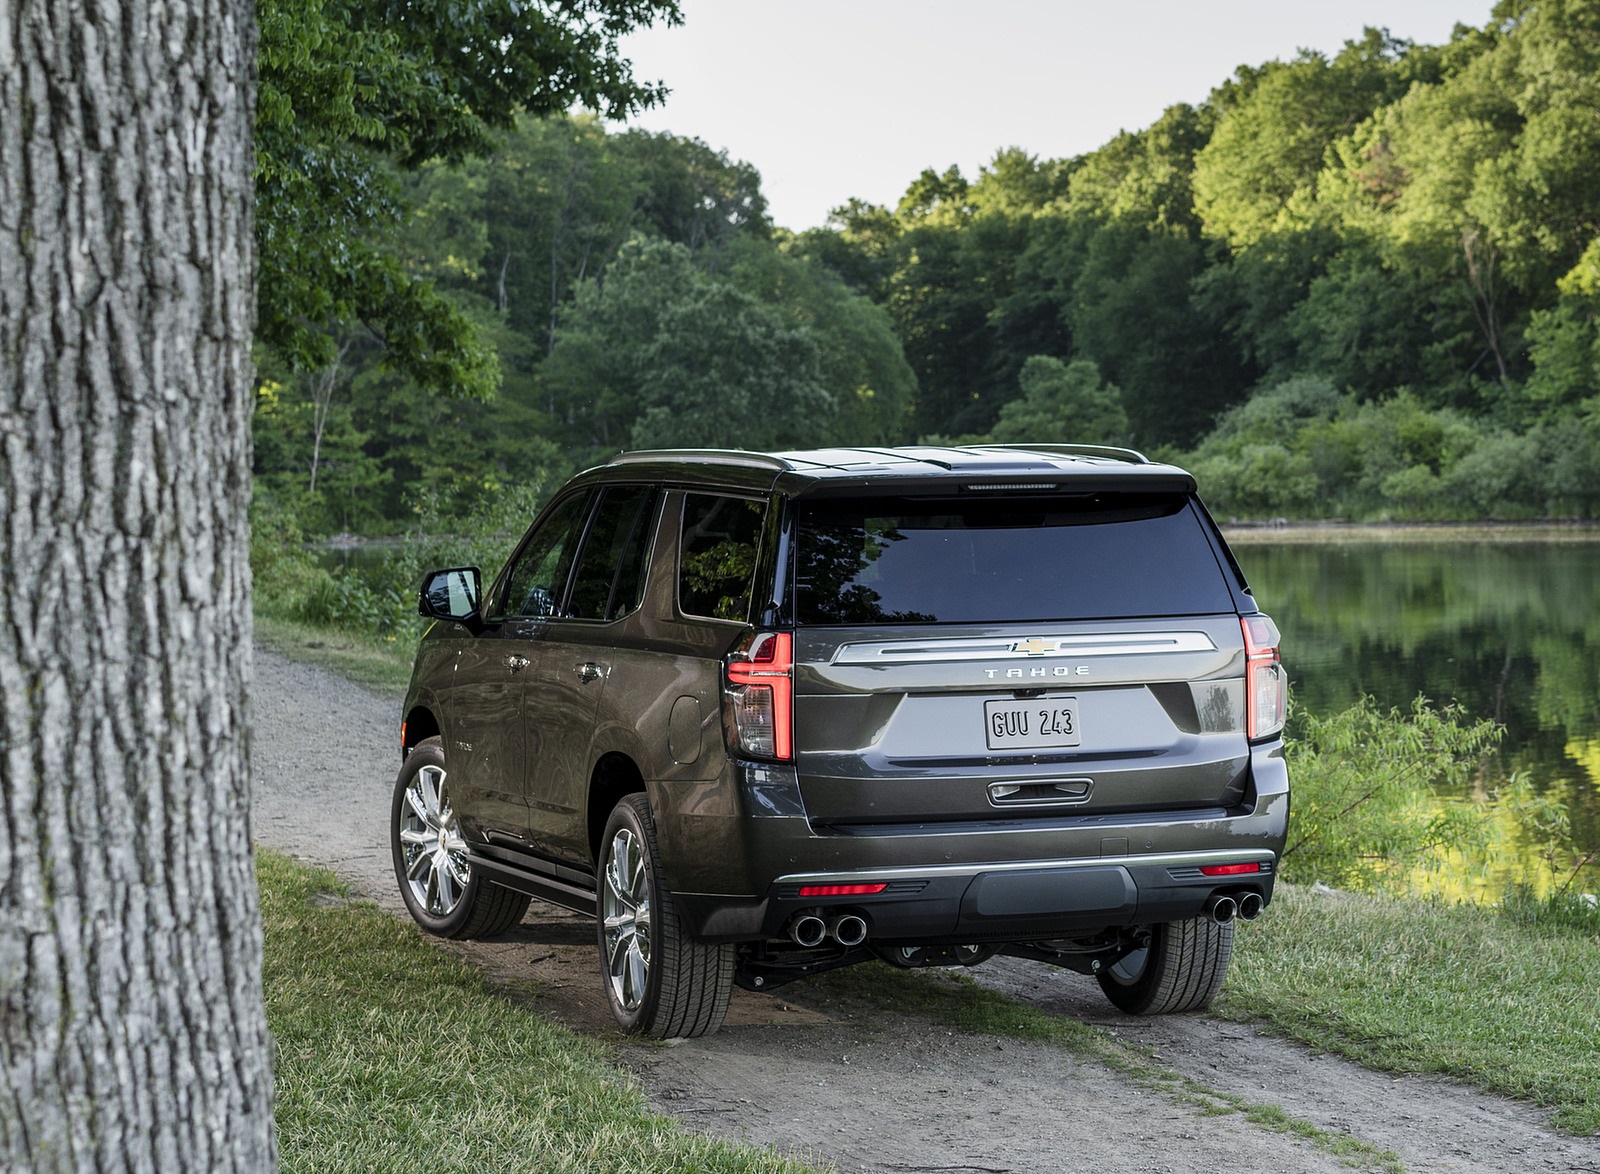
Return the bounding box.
[467,851,597,918]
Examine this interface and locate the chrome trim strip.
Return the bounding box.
[831,631,1218,665]
[774,848,1273,887]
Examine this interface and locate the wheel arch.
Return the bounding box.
[588,751,647,864]
[402,705,441,753]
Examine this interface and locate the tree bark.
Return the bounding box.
[0,0,275,1169]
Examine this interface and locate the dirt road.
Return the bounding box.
[252,644,1600,1174]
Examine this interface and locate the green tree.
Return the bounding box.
[544,238,835,455]
[629,282,834,449]
[1192,29,1429,247]
[989,356,1128,446]
[255,0,681,393]
[729,239,916,444]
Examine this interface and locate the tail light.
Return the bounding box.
[1242,614,1287,740]
[726,632,794,761]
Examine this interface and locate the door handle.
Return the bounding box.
[505,655,531,673]
[576,662,605,683]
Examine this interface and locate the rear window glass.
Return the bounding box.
[795,494,1234,625]
[680,494,766,621]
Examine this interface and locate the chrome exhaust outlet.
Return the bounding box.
[1236,892,1264,921]
[830,913,868,947]
[1206,895,1238,925]
[788,913,827,948]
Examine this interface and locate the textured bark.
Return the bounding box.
[0,0,274,1169]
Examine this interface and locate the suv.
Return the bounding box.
[391,445,1289,1038]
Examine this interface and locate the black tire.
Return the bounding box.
[596,793,733,1038]
[1096,917,1234,1015]
[391,737,529,939]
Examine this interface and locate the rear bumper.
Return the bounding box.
[666,742,1290,942]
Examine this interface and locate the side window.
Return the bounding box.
[494,492,591,620]
[566,486,658,621]
[679,494,766,621]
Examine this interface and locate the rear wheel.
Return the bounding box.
[391,737,529,939]
[1096,917,1233,1014]
[597,794,733,1038]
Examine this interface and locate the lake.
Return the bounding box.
[1228,528,1600,901]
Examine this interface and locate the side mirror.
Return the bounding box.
[419,567,482,626]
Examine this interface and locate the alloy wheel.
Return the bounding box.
[601,826,652,1012]
[398,763,471,917]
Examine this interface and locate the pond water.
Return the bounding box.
[1228,530,1600,901]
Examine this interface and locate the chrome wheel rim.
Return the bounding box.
[601,826,652,1013]
[398,763,470,917]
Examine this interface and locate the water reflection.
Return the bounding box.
[1230,533,1600,899]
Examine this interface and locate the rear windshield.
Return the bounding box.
[795,493,1235,625]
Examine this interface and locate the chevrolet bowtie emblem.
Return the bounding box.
[1013,638,1055,656]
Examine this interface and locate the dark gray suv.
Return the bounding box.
[391,446,1289,1037]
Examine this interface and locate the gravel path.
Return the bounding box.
[251,644,1600,1174]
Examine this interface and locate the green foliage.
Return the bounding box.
[1192,30,1429,247]
[1280,696,1503,890]
[251,1,1600,533]
[988,356,1127,446]
[543,237,838,455]
[255,0,680,392]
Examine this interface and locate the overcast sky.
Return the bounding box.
[615,0,1492,231]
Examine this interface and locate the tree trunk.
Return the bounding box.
[0,0,275,1170]
[307,339,351,498]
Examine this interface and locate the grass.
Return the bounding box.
[1217,883,1600,1135]
[254,613,415,695]
[259,850,815,1173]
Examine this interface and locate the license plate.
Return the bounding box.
[984,698,1081,750]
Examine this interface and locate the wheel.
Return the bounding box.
[391,736,529,938]
[1096,917,1234,1015]
[596,793,733,1038]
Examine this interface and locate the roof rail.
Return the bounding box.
[970,443,1150,465]
[605,448,795,472]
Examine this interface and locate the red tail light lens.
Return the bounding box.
[727,632,794,761]
[1242,614,1287,740]
[1200,862,1262,877]
[798,883,888,897]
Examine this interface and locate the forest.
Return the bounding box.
[253,0,1600,537]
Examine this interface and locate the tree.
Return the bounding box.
[1,0,274,1167]
[990,356,1129,446]
[255,0,681,394]
[543,238,835,455]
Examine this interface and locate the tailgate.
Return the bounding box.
[792,618,1250,825]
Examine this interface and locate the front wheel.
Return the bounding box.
[596,794,733,1038]
[1096,917,1234,1015]
[391,737,529,939]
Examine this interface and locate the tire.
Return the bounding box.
[391,737,529,939]
[1096,917,1234,1015]
[596,793,733,1038]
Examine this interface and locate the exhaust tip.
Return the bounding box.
[1236,892,1264,921]
[1207,895,1238,925]
[831,914,868,947]
[788,913,827,948]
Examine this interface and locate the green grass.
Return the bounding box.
[254,613,415,695]
[259,850,815,1173]
[1218,884,1600,1135]
[808,963,1402,1171]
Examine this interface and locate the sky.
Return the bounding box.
[615,0,1494,231]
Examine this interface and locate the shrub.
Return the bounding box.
[1280,696,1502,890]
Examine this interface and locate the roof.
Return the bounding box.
[597,444,1195,495]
